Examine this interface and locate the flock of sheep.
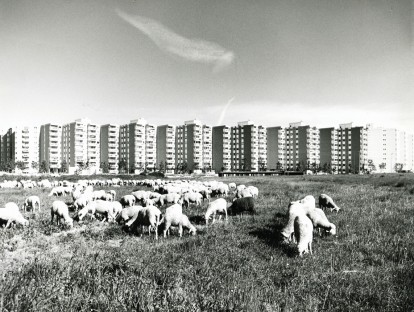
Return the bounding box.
[0,177,340,256]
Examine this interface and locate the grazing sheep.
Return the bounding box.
[235,187,253,199]
[294,214,313,257]
[228,197,255,215]
[0,205,29,228]
[77,202,96,221]
[90,200,116,222]
[246,186,259,198]
[306,208,337,236]
[161,203,196,237]
[132,190,150,204]
[5,202,20,212]
[92,190,107,201]
[162,193,181,205]
[111,201,123,218]
[116,206,144,224]
[23,196,41,212]
[126,206,162,239]
[228,182,237,193]
[319,194,341,212]
[48,186,65,197]
[280,201,314,242]
[205,198,229,225]
[120,195,136,207]
[182,191,203,208]
[51,201,73,228]
[73,194,90,211]
[107,190,116,201]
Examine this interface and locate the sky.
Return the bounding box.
[0,0,413,133]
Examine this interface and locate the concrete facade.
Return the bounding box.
[39,123,62,173]
[156,125,176,173]
[100,124,119,174]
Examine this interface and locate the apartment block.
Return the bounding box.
[267,126,285,170]
[282,122,320,171]
[175,119,212,172]
[212,125,231,172]
[11,126,40,173]
[367,125,413,172]
[119,118,157,174]
[100,124,119,174]
[320,123,367,174]
[0,129,13,169]
[156,125,176,173]
[61,118,100,174]
[231,121,267,171]
[39,123,62,173]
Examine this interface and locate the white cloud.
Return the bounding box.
[116,9,235,72]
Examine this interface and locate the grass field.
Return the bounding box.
[0,174,413,311]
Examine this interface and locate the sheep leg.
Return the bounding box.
[163,223,170,238]
[178,225,183,237]
[309,242,313,255]
[5,219,12,229]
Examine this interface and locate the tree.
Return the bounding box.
[31,161,38,170]
[394,163,404,173]
[61,160,68,173]
[118,159,127,173]
[276,161,282,171]
[379,163,386,170]
[100,161,109,173]
[39,160,49,173]
[158,161,165,173]
[15,161,26,172]
[181,162,188,174]
[366,159,376,173]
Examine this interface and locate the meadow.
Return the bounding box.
[0,173,413,311]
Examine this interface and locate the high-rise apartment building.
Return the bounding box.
[40,123,62,173]
[283,122,320,171]
[266,126,286,170]
[231,121,267,171]
[61,118,100,174]
[100,124,119,174]
[320,123,367,174]
[11,126,40,173]
[212,125,231,172]
[156,125,176,173]
[175,119,212,172]
[0,129,13,169]
[119,118,157,174]
[367,125,413,172]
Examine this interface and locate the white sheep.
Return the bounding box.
[22,195,41,212]
[51,201,73,228]
[0,205,29,229]
[77,202,96,221]
[107,190,116,201]
[161,203,196,237]
[73,194,90,211]
[182,191,203,208]
[294,213,313,257]
[120,195,136,207]
[280,200,314,242]
[48,186,65,197]
[117,206,144,224]
[306,208,337,236]
[205,198,229,225]
[319,194,341,212]
[126,206,162,239]
[89,200,116,222]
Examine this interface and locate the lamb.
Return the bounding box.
[0,205,29,228]
[161,203,196,237]
[319,194,341,212]
[120,195,136,207]
[306,208,337,236]
[126,206,162,239]
[51,201,73,228]
[23,195,41,212]
[280,200,314,242]
[294,213,313,257]
[205,198,229,225]
[228,197,255,215]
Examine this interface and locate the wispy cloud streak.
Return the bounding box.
[117,9,235,72]
[217,97,234,126]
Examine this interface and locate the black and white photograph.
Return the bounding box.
[0,0,413,310]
